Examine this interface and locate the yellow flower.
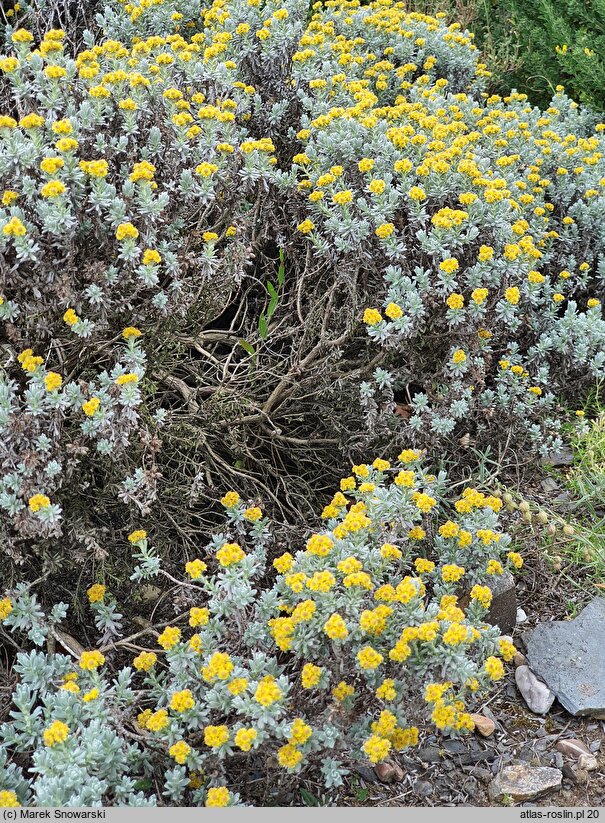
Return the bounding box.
[195,162,218,177]
[205,787,230,807]
[452,349,466,364]
[507,551,523,569]
[243,506,262,522]
[297,219,314,234]
[220,490,240,507]
[142,249,161,265]
[40,156,64,174]
[202,652,234,682]
[441,564,465,582]
[87,583,106,604]
[301,662,322,688]
[504,287,520,305]
[362,734,391,763]
[55,138,78,153]
[40,180,66,198]
[375,222,394,239]
[446,293,464,310]
[185,558,207,579]
[79,650,105,671]
[115,222,139,241]
[130,161,155,183]
[484,656,505,681]
[157,626,181,650]
[171,689,195,713]
[358,158,374,173]
[133,651,157,671]
[357,646,383,670]
[216,542,245,566]
[28,494,50,513]
[82,688,99,702]
[470,585,493,608]
[363,308,382,325]
[82,397,100,417]
[122,326,142,339]
[169,741,191,764]
[487,559,503,575]
[116,373,138,385]
[3,216,27,236]
[332,190,353,206]
[0,597,13,620]
[12,28,34,43]
[204,724,229,748]
[323,612,348,640]
[43,720,69,747]
[44,372,62,392]
[1,190,18,206]
[146,709,169,732]
[0,791,20,807]
[253,675,282,706]
[277,743,303,769]
[234,727,258,751]
[63,308,79,326]
[408,186,426,201]
[189,607,209,627]
[440,258,459,274]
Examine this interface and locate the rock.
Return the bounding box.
[354,765,377,784]
[525,597,605,718]
[461,776,478,795]
[413,780,434,798]
[417,745,442,763]
[470,766,493,784]
[540,478,559,494]
[514,652,528,667]
[590,740,601,753]
[516,607,528,624]
[571,767,590,784]
[578,754,598,772]
[555,739,592,759]
[374,761,404,783]
[443,740,467,755]
[486,571,517,634]
[489,765,562,802]
[541,448,574,467]
[470,713,496,737]
[562,765,578,784]
[515,665,556,714]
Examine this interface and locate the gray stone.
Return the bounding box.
[486,571,517,634]
[540,477,560,494]
[413,780,434,798]
[541,448,574,467]
[489,765,562,802]
[515,665,556,714]
[525,597,605,718]
[417,745,442,763]
[555,739,591,760]
[517,608,528,624]
[578,754,598,772]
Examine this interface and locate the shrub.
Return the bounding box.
[291,17,605,458]
[0,453,519,806]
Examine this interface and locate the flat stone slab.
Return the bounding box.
[525,597,605,718]
[489,765,562,802]
[486,571,517,634]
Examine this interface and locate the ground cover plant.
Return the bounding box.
[0,0,604,808]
